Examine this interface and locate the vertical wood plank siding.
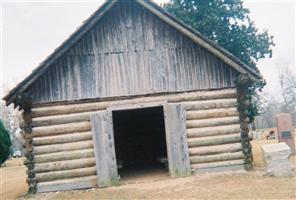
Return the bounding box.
[25,2,239,104]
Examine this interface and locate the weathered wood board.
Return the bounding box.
[164,104,191,177]
[37,176,97,193]
[25,1,239,104]
[90,111,119,187]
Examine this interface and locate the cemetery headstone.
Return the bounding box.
[261,143,293,177]
[276,113,295,154]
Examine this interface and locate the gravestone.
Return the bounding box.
[261,143,293,177]
[250,130,263,140]
[276,113,295,154]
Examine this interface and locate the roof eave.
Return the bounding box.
[3,0,262,106]
[137,0,262,81]
[3,0,118,106]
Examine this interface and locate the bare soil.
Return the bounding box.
[1,138,295,200]
[0,158,27,200]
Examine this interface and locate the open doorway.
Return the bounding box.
[112,106,169,182]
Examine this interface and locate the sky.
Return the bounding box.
[1,0,295,99]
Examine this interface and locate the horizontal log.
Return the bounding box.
[190,152,244,164]
[28,181,37,194]
[104,89,237,107]
[33,131,92,146]
[22,111,33,124]
[184,98,237,111]
[22,125,32,134]
[24,160,34,170]
[34,149,94,163]
[35,166,97,182]
[35,158,96,173]
[189,143,242,156]
[186,107,238,120]
[34,141,93,155]
[32,122,91,137]
[187,133,241,147]
[37,175,97,193]
[32,108,163,126]
[32,112,94,127]
[20,118,28,129]
[26,177,37,185]
[26,169,36,179]
[33,110,164,127]
[23,131,34,140]
[32,89,236,117]
[25,142,34,152]
[191,159,245,170]
[186,116,240,128]
[193,164,245,174]
[187,124,240,138]
[168,89,236,102]
[32,102,108,118]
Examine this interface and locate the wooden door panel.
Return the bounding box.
[90,111,119,187]
[164,104,191,177]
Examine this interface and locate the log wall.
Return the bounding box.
[24,1,239,104]
[24,88,244,193]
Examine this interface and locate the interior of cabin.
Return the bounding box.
[112,106,169,182]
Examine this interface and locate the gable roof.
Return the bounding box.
[3,0,262,106]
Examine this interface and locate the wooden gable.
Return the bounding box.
[24,1,239,104]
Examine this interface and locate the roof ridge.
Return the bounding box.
[3,0,261,106]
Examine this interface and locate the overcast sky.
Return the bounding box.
[1,0,295,99]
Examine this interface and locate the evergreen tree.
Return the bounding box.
[0,120,11,165]
[164,0,275,121]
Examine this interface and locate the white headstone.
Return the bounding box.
[261,143,293,177]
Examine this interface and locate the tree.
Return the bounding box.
[1,102,23,151]
[255,94,281,128]
[0,120,11,165]
[254,65,296,129]
[1,86,23,154]
[164,0,274,121]
[278,66,296,124]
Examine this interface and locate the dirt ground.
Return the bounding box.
[1,139,296,200]
[0,158,27,200]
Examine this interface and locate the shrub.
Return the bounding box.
[0,120,11,165]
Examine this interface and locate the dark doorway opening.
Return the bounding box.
[112,106,168,182]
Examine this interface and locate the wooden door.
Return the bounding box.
[164,103,191,177]
[90,111,119,187]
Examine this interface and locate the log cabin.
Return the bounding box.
[3,0,261,193]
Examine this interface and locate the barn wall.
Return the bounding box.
[25,1,239,104]
[25,88,244,193]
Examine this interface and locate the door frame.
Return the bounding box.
[90,101,191,187]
